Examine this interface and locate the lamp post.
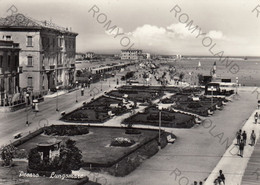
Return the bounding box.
[76,81,78,102]
[100,75,103,91]
[236,77,238,94]
[211,86,213,107]
[26,93,29,126]
[158,105,162,148]
[56,86,59,111]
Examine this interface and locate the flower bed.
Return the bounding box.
[110,137,136,147]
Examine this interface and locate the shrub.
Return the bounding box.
[1,145,16,166]
[44,125,89,136]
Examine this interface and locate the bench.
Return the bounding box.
[208,109,213,115]
[167,135,176,144]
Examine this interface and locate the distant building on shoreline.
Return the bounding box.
[76,53,86,61]
[0,13,78,94]
[121,49,142,60]
[86,52,95,60]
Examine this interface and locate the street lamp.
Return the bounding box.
[56,86,59,111]
[100,75,103,91]
[236,77,238,94]
[26,93,29,126]
[158,105,162,149]
[211,86,214,107]
[76,81,78,102]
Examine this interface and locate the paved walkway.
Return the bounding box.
[241,135,260,185]
[205,109,260,185]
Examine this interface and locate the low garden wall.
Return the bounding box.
[0,102,26,112]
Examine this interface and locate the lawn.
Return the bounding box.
[17,127,158,166]
[123,106,195,128]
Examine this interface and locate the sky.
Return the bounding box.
[0,0,259,56]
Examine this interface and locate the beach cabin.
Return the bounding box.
[205,82,235,96]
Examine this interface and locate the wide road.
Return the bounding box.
[0,72,125,147]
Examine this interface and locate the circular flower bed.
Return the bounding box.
[110,137,135,147]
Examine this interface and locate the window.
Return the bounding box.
[53,38,55,48]
[27,56,33,66]
[27,36,33,47]
[8,55,11,67]
[0,56,3,67]
[15,55,19,67]
[27,77,33,87]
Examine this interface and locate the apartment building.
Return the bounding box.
[0,13,78,94]
[121,49,142,60]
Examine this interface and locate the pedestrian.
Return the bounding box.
[199,181,203,185]
[236,129,241,145]
[250,130,256,146]
[254,112,258,124]
[218,170,225,184]
[242,131,247,145]
[194,181,197,185]
[239,139,244,157]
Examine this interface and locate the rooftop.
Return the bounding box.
[0,13,78,35]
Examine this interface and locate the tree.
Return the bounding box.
[1,145,15,166]
[59,139,83,174]
[179,72,185,82]
[28,147,42,170]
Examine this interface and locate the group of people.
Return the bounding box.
[213,170,225,185]
[236,129,256,157]
[193,181,203,185]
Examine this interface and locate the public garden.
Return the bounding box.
[60,95,132,123]
[123,105,196,128]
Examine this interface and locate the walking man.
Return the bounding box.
[236,129,242,145]
[219,170,225,184]
[239,139,245,157]
[242,131,247,145]
[250,130,256,146]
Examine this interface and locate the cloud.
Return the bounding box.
[207,30,226,40]
[105,26,124,36]
[166,23,194,39]
[130,24,166,38]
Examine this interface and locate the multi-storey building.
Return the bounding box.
[86,52,94,59]
[121,49,142,60]
[0,13,78,94]
[0,40,21,105]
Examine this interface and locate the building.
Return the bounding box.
[0,40,22,106]
[37,140,61,162]
[86,52,94,59]
[0,13,78,94]
[76,53,86,61]
[121,49,142,60]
